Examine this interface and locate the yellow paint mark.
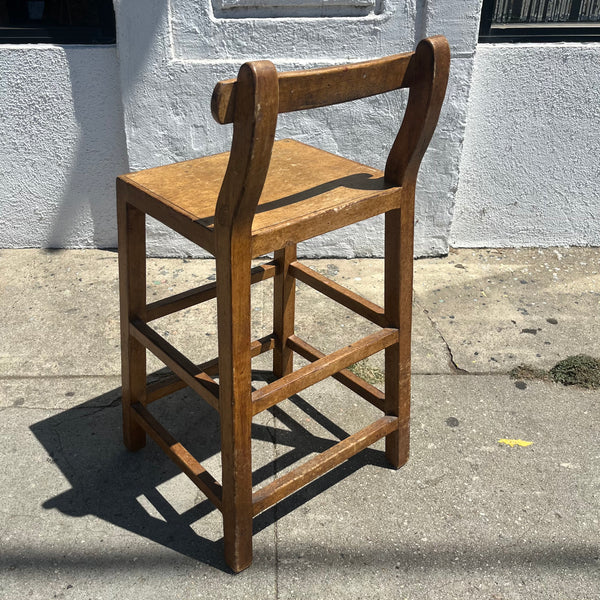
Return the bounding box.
[498,439,533,448]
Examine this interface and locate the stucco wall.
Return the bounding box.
[2,9,599,255]
[0,45,127,249]
[451,43,600,248]
[0,2,482,256]
[114,0,482,257]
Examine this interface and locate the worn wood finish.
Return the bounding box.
[146,260,277,322]
[117,193,147,451]
[211,51,414,125]
[117,174,216,255]
[384,205,413,468]
[252,328,398,415]
[273,244,296,378]
[132,403,223,510]
[385,36,451,187]
[288,260,386,327]
[252,416,398,516]
[144,335,276,404]
[250,172,400,257]
[117,37,450,573]
[286,335,385,412]
[122,139,402,259]
[130,319,220,412]
[215,61,279,573]
[216,239,254,573]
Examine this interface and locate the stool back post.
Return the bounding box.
[382,35,449,468]
[212,61,279,573]
[384,35,451,189]
[214,60,279,236]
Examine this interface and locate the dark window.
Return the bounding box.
[480,0,600,42]
[0,0,116,43]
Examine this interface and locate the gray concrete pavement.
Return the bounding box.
[1,248,598,599]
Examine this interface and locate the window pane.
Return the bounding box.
[0,0,116,43]
[491,0,600,23]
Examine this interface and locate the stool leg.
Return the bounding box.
[117,197,147,451]
[273,244,296,378]
[217,249,254,572]
[384,206,413,468]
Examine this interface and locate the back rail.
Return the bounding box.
[212,51,414,125]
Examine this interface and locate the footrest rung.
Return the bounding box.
[251,328,397,415]
[145,260,278,322]
[252,415,398,515]
[130,319,220,411]
[289,261,386,327]
[144,334,277,405]
[132,403,223,511]
[145,356,219,405]
[287,335,385,411]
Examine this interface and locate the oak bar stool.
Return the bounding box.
[117,35,450,572]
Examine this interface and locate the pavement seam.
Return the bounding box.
[256,280,280,598]
[81,399,122,418]
[266,406,280,599]
[414,299,469,374]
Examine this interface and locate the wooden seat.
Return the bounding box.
[117,36,450,573]
[121,139,402,257]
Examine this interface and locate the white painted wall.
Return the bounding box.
[0,1,482,257]
[452,43,600,248]
[0,45,127,249]
[113,0,482,257]
[5,5,597,256]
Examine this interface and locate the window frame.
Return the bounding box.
[479,0,600,43]
[0,0,116,44]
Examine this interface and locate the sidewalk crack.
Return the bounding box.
[82,396,121,418]
[49,422,77,477]
[415,300,468,374]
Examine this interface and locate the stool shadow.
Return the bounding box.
[30,371,390,572]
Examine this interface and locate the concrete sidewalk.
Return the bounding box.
[1,247,598,599]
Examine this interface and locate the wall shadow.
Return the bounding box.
[46,1,168,249]
[45,45,128,249]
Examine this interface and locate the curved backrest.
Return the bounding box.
[211,36,450,233]
[212,51,415,124]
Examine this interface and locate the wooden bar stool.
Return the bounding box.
[117,36,449,573]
